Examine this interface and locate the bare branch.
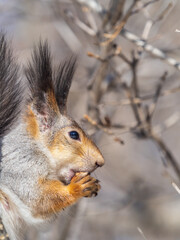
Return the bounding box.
[151,132,180,181]
[102,0,138,46]
[84,114,124,144]
[121,28,180,71]
[131,0,160,15]
[75,0,104,14]
[64,9,97,36]
[148,71,168,118]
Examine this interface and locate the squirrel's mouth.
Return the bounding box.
[59,169,75,185]
[59,169,94,185]
[58,163,99,185]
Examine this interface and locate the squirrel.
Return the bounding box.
[0,39,104,240]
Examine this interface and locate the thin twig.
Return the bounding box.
[64,9,96,36]
[84,114,124,144]
[153,111,180,134]
[131,0,160,15]
[150,132,180,181]
[148,71,168,118]
[102,0,137,46]
[87,46,122,62]
[124,85,142,125]
[75,0,104,14]
[101,85,180,107]
[121,28,180,71]
[154,2,173,23]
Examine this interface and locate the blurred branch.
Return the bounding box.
[101,84,180,106]
[151,132,180,181]
[114,14,180,181]
[137,227,148,240]
[125,84,142,125]
[64,9,96,36]
[102,0,138,46]
[154,2,173,23]
[87,1,138,122]
[148,71,168,118]
[153,111,180,134]
[84,114,124,144]
[121,28,180,71]
[102,0,126,28]
[75,0,104,14]
[131,0,160,15]
[59,204,79,240]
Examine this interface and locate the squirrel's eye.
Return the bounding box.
[69,131,80,140]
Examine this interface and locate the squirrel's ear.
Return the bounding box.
[31,91,59,132]
[26,41,76,132]
[54,57,76,114]
[26,41,59,132]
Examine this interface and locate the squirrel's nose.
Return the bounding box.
[95,156,104,167]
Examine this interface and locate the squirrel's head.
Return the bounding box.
[25,42,104,184]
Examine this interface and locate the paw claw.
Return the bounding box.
[92,192,97,197]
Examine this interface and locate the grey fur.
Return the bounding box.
[1,122,50,204]
[0,121,54,240]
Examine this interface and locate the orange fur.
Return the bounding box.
[25,107,39,139]
[47,127,103,162]
[47,131,64,154]
[25,90,59,140]
[33,173,100,218]
[34,178,81,218]
[47,90,59,114]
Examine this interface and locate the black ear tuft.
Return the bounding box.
[26,40,53,103]
[26,40,76,117]
[55,57,76,113]
[0,33,22,137]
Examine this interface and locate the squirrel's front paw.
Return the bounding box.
[69,172,101,198]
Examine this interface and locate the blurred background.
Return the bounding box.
[1,0,180,239]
